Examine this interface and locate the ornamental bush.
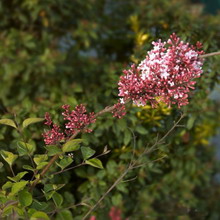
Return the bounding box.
[0,0,220,219]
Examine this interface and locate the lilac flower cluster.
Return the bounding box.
[42,105,96,145]
[118,33,204,107]
[62,104,96,133]
[42,113,65,145]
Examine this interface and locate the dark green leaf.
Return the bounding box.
[56,210,73,220]
[45,145,62,156]
[136,125,148,135]
[17,141,35,156]
[81,146,95,160]
[56,157,73,170]
[18,189,33,207]
[52,192,63,207]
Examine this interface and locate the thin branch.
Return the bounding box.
[82,114,185,219]
[52,162,86,176]
[51,150,110,176]
[122,176,137,183]
[132,155,167,169]
[128,127,137,166]
[9,165,15,177]
[200,51,220,58]
[82,167,130,220]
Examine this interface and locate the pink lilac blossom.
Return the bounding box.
[42,112,65,145]
[112,102,126,118]
[109,207,122,220]
[44,112,52,126]
[89,207,124,220]
[42,105,96,145]
[62,104,96,133]
[118,33,204,107]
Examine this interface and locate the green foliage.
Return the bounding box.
[81,146,95,160]
[62,139,82,153]
[85,158,104,169]
[0,150,18,166]
[18,189,33,207]
[17,141,35,156]
[0,0,220,219]
[22,118,44,129]
[0,119,17,129]
[45,145,62,156]
[56,157,73,170]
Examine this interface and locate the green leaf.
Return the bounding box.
[8,171,28,182]
[0,162,3,169]
[136,125,148,135]
[56,157,73,170]
[187,116,196,130]
[56,210,73,220]
[18,189,33,207]
[11,181,28,195]
[33,154,48,166]
[52,192,63,207]
[85,158,103,169]
[2,204,14,216]
[45,145,62,156]
[0,150,18,166]
[22,117,44,129]
[17,141,35,156]
[36,162,48,170]
[44,184,65,193]
[62,139,82,153]
[124,129,131,145]
[81,146,95,160]
[0,119,17,129]
[112,193,122,206]
[2,181,13,190]
[44,190,55,201]
[31,200,49,211]
[31,211,50,220]
[0,191,7,204]
[23,165,35,172]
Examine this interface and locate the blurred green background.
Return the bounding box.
[0,0,220,219]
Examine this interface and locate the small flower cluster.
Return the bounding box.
[62,104,96,133]
[111,102,126,118]
[90,207,124,220]
[42,105,96,145]
[42,113,65,145]
[118,33,204,107]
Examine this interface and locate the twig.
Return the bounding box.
[200,51,220,58]
[9,165,15,177]
[51,150,110,176]
[82,114,185,219]
[82,167,130,220]
[52,162,86,176]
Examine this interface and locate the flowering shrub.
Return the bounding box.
[0,30,219,219]
[0,1,220,218]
